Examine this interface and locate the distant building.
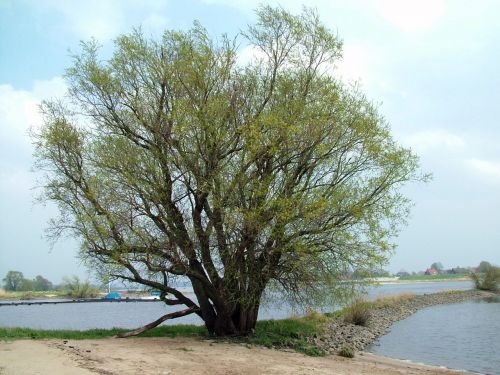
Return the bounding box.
[425,268,439,275]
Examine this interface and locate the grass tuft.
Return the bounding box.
[338,345,355,358]
[343,299,371,326]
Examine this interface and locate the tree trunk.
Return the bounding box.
[234,302,260,334]
[190,276,265,336]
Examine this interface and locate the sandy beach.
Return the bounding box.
[0,337,473,375]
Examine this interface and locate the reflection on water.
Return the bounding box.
[369,299,500,375]
[0,280,473,330]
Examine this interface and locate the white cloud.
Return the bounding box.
[401,130,465,153]
[335,44,372,85]
[0,78,65,198]
[465,159,500,181]
[0,77,66,148]
[375,0,446,32]
[237,45,268,66]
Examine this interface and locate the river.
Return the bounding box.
[368,296,500,375]
[0,280,472,330]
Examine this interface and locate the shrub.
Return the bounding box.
[343,299,371,326]
[471,266,500,291]
[62,276,99,298]
[338,346,355,358]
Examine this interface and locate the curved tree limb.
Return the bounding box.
[116,306,199,338]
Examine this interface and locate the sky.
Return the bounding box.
[1,0,499,283]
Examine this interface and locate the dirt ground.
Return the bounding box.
[0,338,473,375]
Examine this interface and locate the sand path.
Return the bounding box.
[0,338,473,375]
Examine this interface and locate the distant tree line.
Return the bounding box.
[2,271,53,291]
[2,271,100,297]
[351,260,498,279]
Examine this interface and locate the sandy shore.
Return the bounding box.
[0,338,473,375]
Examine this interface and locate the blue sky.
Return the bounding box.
[1,0,499,282]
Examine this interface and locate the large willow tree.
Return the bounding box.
[34,7,422,336]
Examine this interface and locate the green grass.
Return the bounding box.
[0,325,207,340]
[398,274,470,281]
[0,313,327,356]
[248,312,328,356]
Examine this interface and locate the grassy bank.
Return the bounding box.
[398,274,470,281]
[0,312,327,356]
[0,289,88,300]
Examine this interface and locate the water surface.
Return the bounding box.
[0,280,472,330]
[369,297,500,375]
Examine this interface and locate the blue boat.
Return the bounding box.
[104,292,121,300]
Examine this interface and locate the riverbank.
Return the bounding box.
[0,338,475,375]
[314,289,495,353]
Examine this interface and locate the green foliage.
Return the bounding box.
[62,276,99,298]
[477,261,493,273]
[2,271,24,291]
[2,271,54,292]
[32,275,53,291]
[338,346,355,358]
[471,266,500,292]
[343,299,371,326]
[33,5,424,335]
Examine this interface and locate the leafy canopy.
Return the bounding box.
[33,6,424,334]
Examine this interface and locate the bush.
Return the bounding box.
[62,276,99,298]
[343,299,371,326]
[338,346,355,358]
[471,266,500,292]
